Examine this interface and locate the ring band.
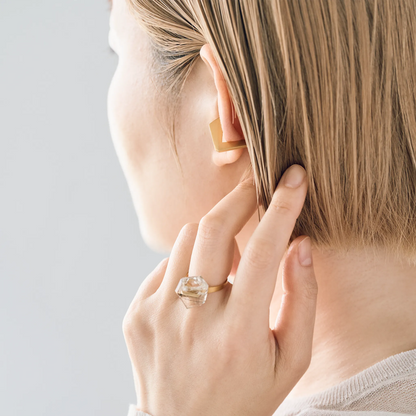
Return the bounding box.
[207,279,230,293]
[175,275,230,308]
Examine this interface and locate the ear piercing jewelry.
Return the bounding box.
[209,116,247,152]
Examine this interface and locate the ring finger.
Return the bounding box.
[185,178,259,311]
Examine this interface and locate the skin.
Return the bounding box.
[108,0,416,404]
[124,166,318,415]
[107,0,256,254]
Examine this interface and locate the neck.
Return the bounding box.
[236,215,416,398]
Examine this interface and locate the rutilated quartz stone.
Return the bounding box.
[175,276,209,308]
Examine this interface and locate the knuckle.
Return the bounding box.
[122,303,149,340]
[122,311,136,338]
[236,178,255,193]
[179,222,199,240]
[269,196,295,218]
[243,238,275,269]
[197,215,224,245]
[302,280,319,302]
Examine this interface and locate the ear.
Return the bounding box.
[200,43,246,167]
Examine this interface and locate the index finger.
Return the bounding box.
[226,164,308,328]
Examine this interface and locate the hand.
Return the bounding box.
[123,164,318,416]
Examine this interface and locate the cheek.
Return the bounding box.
[106,59,231,254]
[107,62,190,251]
[107,62,151,171]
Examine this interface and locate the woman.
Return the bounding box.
[107,0,416,415]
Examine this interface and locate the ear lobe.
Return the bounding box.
[212,146,246,167]
[200,44,247,167]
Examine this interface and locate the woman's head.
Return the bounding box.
[107,0,254,253]
[108,0,416,264]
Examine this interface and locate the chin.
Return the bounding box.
[138,217,173,255]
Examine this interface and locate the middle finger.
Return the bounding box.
[186,177,259,308]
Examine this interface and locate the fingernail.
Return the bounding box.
[284,165,306,188]
[298,237,313,267]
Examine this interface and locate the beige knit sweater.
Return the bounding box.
[274,348,416,415]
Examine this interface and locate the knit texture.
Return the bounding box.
[274,348,416,415]
[127,404,152,416]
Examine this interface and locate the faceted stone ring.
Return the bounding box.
[175,275,230,308]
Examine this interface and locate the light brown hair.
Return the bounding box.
[128,0,416,265]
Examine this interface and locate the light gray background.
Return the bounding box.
[0,1,165,415]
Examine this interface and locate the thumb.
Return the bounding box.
[272,236,318,380]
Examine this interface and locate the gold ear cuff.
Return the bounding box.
[209,117,247,152]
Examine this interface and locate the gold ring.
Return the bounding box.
[175,275,230,308]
